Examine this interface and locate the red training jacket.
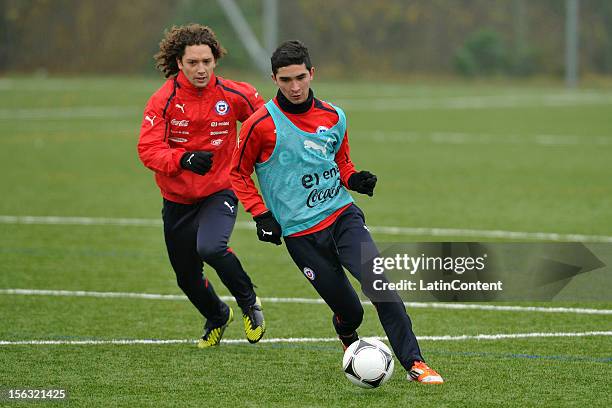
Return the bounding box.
[231,94,357,235]
[138,71,264,204]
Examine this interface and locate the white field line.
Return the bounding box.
[1,331,611,346]
[353,130,612,146]
[0,215,163,227]
[2,289,611,315]
[2,215,612,243]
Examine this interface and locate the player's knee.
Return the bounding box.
[196,240,226,261]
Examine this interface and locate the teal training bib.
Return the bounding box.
[255,100,354,236]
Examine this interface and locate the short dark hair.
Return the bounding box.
[154,24,227,78]
[271,40,312,74]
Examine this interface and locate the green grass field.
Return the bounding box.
[1,76,611,407]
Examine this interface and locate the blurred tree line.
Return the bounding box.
[0,0,261,75]
[1,0,611,78]
[284,0,612,78]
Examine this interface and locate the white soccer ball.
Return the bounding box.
[342,338,394,388]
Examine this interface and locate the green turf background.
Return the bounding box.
[0,77,610,407]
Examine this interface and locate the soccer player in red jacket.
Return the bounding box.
[231,40,443,384]
[138,24,265,347]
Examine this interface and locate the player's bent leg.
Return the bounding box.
[285,232,363,351]
[198,245,257,310]
[204,247,265,343]
[174,269,228,323]
[334,204,443,381]
[196,190,257,309]
[163,199,230,329]
[371,301,425,370]
[195,190,265,342]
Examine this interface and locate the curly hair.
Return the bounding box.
[154,24,227,78]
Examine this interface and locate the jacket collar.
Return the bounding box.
[276,89,314,114]
[176,70,217,95]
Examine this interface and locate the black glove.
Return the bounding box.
[253,211,282,245]
[348,171,377,196]
[180,151,213,175]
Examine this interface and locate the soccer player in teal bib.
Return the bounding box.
[231,40,443,384]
